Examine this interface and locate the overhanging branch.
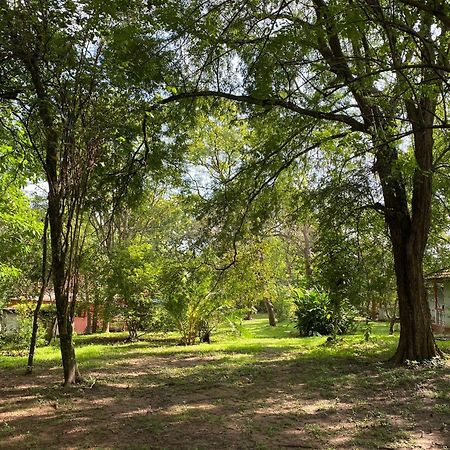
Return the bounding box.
[149,90,368,133]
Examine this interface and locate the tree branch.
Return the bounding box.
[149,90,367,132]
[397,0,450,29]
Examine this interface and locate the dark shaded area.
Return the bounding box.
[1,338,449,449]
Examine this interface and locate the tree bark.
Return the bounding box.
[102,299,111,333]
[58,322,80,385]
[92,299,99,333]
[45,318,57,345]
[370,298,377,321]
[102,320,110,333]
[85,280,92,334]
[302,225,313,285]
[265,299,276,326]
[389,234,439,362]
[85,304,92,334]
[376,109,441,362]
[52,223,81,385]
[26,214,50,374]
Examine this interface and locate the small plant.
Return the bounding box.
[364,318,372,342]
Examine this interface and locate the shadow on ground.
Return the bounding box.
[1,338,449,450]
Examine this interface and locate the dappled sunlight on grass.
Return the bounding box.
[0,317,449,449]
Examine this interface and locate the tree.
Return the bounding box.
[0,1,164,384]
[148,0,450,362]
[0,144,42,308]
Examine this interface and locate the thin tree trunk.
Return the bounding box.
[46,318,57,345]
[302,225,313,286]
[85,303,92,335]
[265,299,276,326]
[102,321,110,333]
[55,292,80,384]
[49,195,81,385]
[92,298,99,333]
[370,298,377,321]
[26,56,81,386]
[102,297,112,333]
[85,278,92,334]
[26,214,50,374]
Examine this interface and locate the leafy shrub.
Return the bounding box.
[121,295,173,339]
[159,262,215,345]
[292,288,356,337]
[293,288,333,336]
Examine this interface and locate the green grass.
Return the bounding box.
[0,316,449,449]
[0,316,405,371]
[1,316,450,373]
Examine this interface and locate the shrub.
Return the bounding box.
[292,288,356,337]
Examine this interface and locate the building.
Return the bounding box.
[0,307,19,334]
[427,270,450,333]
[1,292,89,335]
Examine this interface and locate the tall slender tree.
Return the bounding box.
[0,1,159,384]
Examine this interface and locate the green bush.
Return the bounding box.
[292,288,356,337]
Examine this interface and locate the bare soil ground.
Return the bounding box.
[0,329,449,449]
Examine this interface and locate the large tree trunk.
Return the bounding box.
[376,103,440,363]
[390,233,439,362]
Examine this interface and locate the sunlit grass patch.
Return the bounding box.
[0,316,449,450]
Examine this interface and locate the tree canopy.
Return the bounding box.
[2,0,450,386]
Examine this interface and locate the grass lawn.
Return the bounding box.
[0,316,449,449]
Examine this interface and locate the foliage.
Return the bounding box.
[148,0,449,361]
[272,292,295,323]
[104,240,161,338]
[1,0,449,368]
[0,302,52,349]
[292,288,356,337]
[158,258,216,345]
[0,146,43,305]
